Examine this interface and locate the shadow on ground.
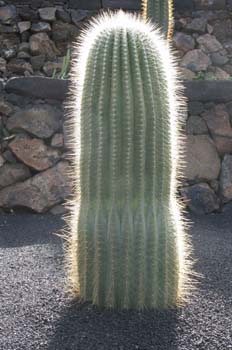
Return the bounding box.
[48,300,178,350]
[0,213,64,248]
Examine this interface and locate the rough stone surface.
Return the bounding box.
[0,98,14,116]
[203,105,232,138]
[0,163,31,189]
[52,21,79,43]
[181,50,211,72]
[173,32,195,53]
[184,81,232,103]
[186,115,208,135]
[0,161,71,212]
[203,104,232,154]
[7,59,33,75]
[9,135,60,171]
[29,33,59,60]
[212,67,230,80]
[31,22,51,33]
[186,17,207,33]
[195,0,226,10]
[184,135,221,181]
[38,8,56,22]
[0,5,17,24]
[5,77,69,101]
[6,104,62,138]
[51,133,64,148]
[179,67,196,80]
[181,183,219,214]
[220,154,232,202]
[197,34,223,53]
[18,21,31,33]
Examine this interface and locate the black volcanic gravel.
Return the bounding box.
[0,212,232,350]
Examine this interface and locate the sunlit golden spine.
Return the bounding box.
[142,0,174,41]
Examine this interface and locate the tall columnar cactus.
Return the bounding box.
[141,0,174,40]
[66,11,192,310]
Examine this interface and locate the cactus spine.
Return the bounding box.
[142,0,174,40]
[66,11,192,310]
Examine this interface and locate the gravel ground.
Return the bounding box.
[0,212,232,350]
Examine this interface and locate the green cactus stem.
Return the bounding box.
[141,0,174,40]
[65,11,193,310]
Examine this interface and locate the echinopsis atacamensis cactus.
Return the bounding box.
[142,0,174,40]
[65,11,193,310]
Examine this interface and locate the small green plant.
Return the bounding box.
[52,48,71,79]
[66,11,193,310]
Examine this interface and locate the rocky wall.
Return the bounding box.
[1,77,232,215]
[174,0,232,80]
[0,1,231,80]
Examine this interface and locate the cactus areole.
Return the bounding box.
[66,11,192,310]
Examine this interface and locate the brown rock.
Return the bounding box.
[220,154,232,202]
[186,17,207,33]
[52,21,79,42]
[9,135,60,171]
[184,135,221,181]
[213,137,232,155]
[7,59,33,75]
[51,133,64,148]
[203,105,232,138]
[186,115,208,135]
[43,60,63,76]
[197,34,223,53]
[173,32,195,53]
[29,33,59,60]
[38,7,56,22]
[203,104,232,154]
[6,104,62,138]
[18,21,31,33]
[0,161,71,212]
[50,204,68,215]
[0,163,31,189]
[179,67,196,80]
[211,67,230,80]
[180,49,211,72]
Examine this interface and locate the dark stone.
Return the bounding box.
[174,0,195,11]
[184,81,232,103]
[30,54,45,70]
[52,21,79,42]
[102,0,141,9]
[0,5,17,24]
[56,9,71,23]
[188,101,204,115]
[70,10,89,26]
[31,21,51,33]
[5,77,70,101]
[0,163,31,189]
[18,7,38,21]
[68,0,101,9]
[195,0,226,10]
[7,59,33,75]
[181,183,220,214]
